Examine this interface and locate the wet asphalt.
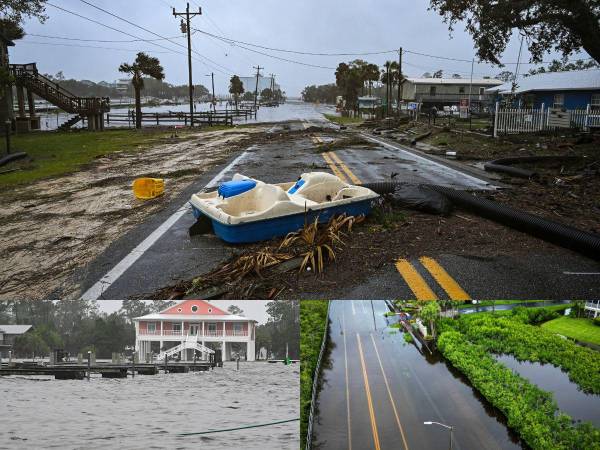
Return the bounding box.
[312,300,522,449]
[72,107,600,300]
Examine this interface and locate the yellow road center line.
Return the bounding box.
[419,256,471,301]
[329,151,362,184]
[356,333,381,450]
[395,259,438,300]
[322,152,349,183]
[343,310,352,450]
[369,333,410,450]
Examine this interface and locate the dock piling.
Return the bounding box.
[87,351,91,381]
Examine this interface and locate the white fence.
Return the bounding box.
[493,103,600,137]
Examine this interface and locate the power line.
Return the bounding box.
[25,32,187,43]
[19,40,172,53]
[195,27,398,57]
[194,27,595,66]
[233,42,336,70]
[77,0,234,75]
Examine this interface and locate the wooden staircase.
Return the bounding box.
[9,63,110,129]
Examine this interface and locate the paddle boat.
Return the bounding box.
[189,172,379,243]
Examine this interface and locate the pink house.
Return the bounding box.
[133,300,257,362]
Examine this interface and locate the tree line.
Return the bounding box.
[0,300,298,360]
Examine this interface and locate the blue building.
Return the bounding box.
[488,69,600,110]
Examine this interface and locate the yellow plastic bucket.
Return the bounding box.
[133,177,164,200]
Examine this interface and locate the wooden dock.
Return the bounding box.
[106,107,257,127]
[0,360,216,380]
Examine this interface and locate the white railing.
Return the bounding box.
[494,103,600,137]
[585,301,600,311]
[226,330,248,337]
[139,328,248,337]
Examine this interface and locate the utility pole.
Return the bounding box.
[468,57,474,129]
[173,3,202,127]
[211,72,215,110]
[397,47,403,117]
[253,65,263,110]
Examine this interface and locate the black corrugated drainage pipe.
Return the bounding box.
[483,155,583,179]
[363,181,600,260]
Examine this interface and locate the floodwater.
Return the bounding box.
[313,300,523,449]
[497,354,600,427]
[459,300,571,315]
[37,101,335,130]
[0,361,299,450]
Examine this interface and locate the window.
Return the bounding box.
[553,93,565,108]
[208,308,212,313]
[207,323,217,332]
[173,323,181,332]
[147,323,156,333]
[429,86,436,96]
[479,87,485,96]
[233,323,243,333]
[191,305,198,313]
[177,307,182,312]
[459,87,465,94]
[591,94,600,108]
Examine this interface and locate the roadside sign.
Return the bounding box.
[459,106,469,119]
[548,108,571,128]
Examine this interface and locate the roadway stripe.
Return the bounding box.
[369,333,410,450]
[395,259,438,300]
[356,333,381,450]
[322,152,349,183]
[343,309,352,450]
[329,151,362,184]
[419,256,470,301]
[79,148,252,300]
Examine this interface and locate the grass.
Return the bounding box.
[323,113,363,125]
[541,316,600,346]
[300,300,329,449]
[0,128,196,187]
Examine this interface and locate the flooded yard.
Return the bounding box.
[0,361,299,450]
[497,354,600,427]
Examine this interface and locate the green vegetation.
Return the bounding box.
[542,316,600,346]
[323,114,363,125]
[457,300,542,309]
[1,128,188,187]
[450,309,600,393]
[300,300,329,449]
[438,331,600,450]
[403,332,414,343]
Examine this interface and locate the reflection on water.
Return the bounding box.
[37,101,336,130]
[1,361,299,450]
[497,354,600,427]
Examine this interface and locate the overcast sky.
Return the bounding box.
[97,300,272,324]
[11,0,588,96]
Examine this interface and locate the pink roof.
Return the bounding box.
[160,300,228,316]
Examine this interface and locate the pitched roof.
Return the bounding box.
[403,77,503,86]
[0,325,32,334]
[160,300,227,315]
[132,313,254,322]
[489,69,600,94]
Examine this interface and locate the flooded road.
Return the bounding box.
[313,300,522,450]
[38,101,335,130]
[497,355,600,427]
[0,361,299,450]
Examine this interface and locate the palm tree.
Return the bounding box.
[381,61,399,115]
[229,75,244,109]
[119,52,165,129]
[365,63,380,96]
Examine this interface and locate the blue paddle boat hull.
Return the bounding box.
[191,198,374,244]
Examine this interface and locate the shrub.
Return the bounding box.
[438,331,600,450]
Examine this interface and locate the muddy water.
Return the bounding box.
[0,127,265,299]
[497,354,600,426]
[314,300,523,449]
[39,101,335,130]
[0,361,299,450]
